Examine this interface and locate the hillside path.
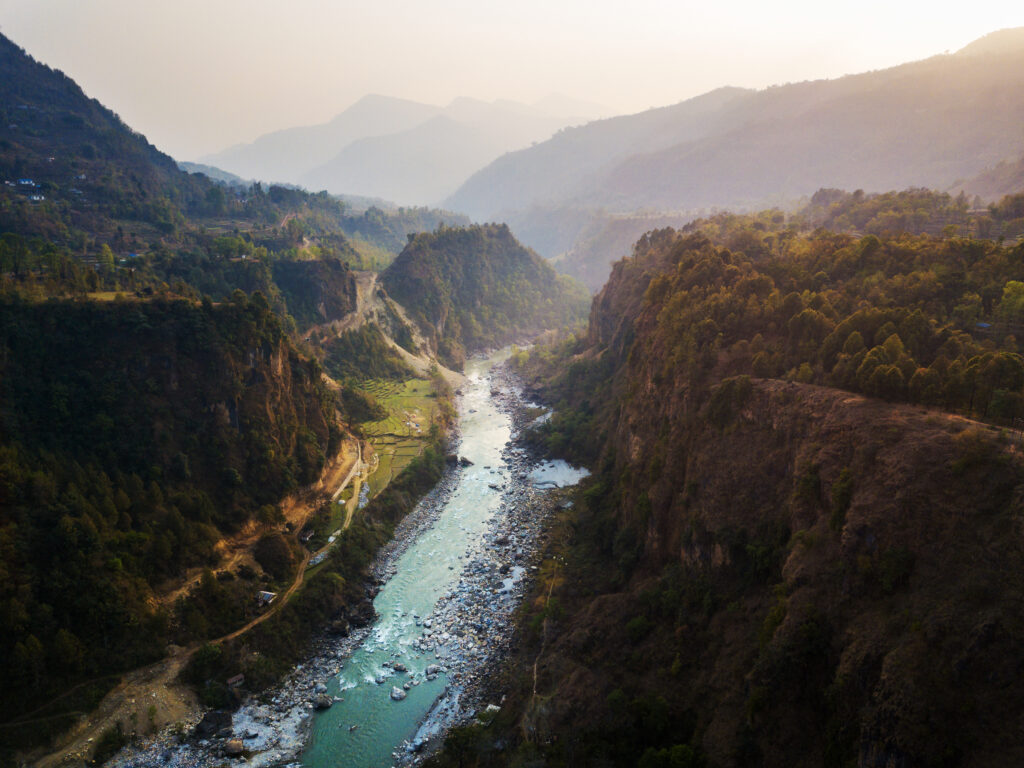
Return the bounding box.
[29,436,364,768]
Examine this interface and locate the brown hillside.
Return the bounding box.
[519,379,1024,767]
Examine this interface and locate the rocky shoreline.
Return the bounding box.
[107,439,469,768]
[392,362,568,765]
[107,356,577,768]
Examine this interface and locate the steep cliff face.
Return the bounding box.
[466,227,1024,768]
[0,296,337,509]
[565,375,1024,767]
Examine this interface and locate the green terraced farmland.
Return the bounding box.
[361,377,440,498]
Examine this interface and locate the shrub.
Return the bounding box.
[626,615,652,643]
[254,533,295,581]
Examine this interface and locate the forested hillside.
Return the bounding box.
[335,204,471,269]
[0,33,205,228]
[381,224,590,368]
[0,296,338,737]
[0,31,471,302]
[430,213,1024,767]
[795,187,1024,241]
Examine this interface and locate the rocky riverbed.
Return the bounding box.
[107,355,585,768]
[392,364,577,765]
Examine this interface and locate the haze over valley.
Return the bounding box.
[184,28,1024,289]
[202,93,611,206]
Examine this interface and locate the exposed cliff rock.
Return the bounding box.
[454,226,1024,768]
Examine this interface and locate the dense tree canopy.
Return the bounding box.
[382,223,590,368]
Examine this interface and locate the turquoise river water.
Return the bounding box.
[108,350,589,768]
[299,352,514,768]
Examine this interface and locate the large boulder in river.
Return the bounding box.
[391,686,407,701]
[313,694,334,710]
[459,456,474,466]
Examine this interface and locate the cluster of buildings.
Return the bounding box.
[3,172,87,203]
[4,177,44,202]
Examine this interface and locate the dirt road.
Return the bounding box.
[28,437,362,768]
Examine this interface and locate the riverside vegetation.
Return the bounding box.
[0,30,590,767]
[426,210,1024,768]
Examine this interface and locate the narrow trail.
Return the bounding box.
[150,437,361,611]
[342,451,379,532]
[331,440,362,503]
[0,675,119,729]
[29,437,366,768]
[217,550,312,644]
[301,270,465,387]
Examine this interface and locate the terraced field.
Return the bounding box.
[361,378,440,498]
[303,378,442,553]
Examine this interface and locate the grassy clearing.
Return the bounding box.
[322,500,349,539]
[308,376,443,551]
[85,291,124,301]
[360,378,440,498]
[366,438,424,495]
[361,378,437,436]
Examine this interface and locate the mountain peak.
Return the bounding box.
[348,93,430,110]
[957,27,1024,57]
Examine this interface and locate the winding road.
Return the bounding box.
[26,437,367,768]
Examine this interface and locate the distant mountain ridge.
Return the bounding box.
[444,28,1024,282]
[203,94,611,204]
[204,94,441,184]
[955,153,1024,200]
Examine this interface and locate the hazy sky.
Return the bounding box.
[1,0,1022,160]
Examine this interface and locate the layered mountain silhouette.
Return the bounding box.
[445,28,1024,268]
[203,94,609,204]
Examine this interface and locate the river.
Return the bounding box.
[298,351,515,767]
[108,349,587,768]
